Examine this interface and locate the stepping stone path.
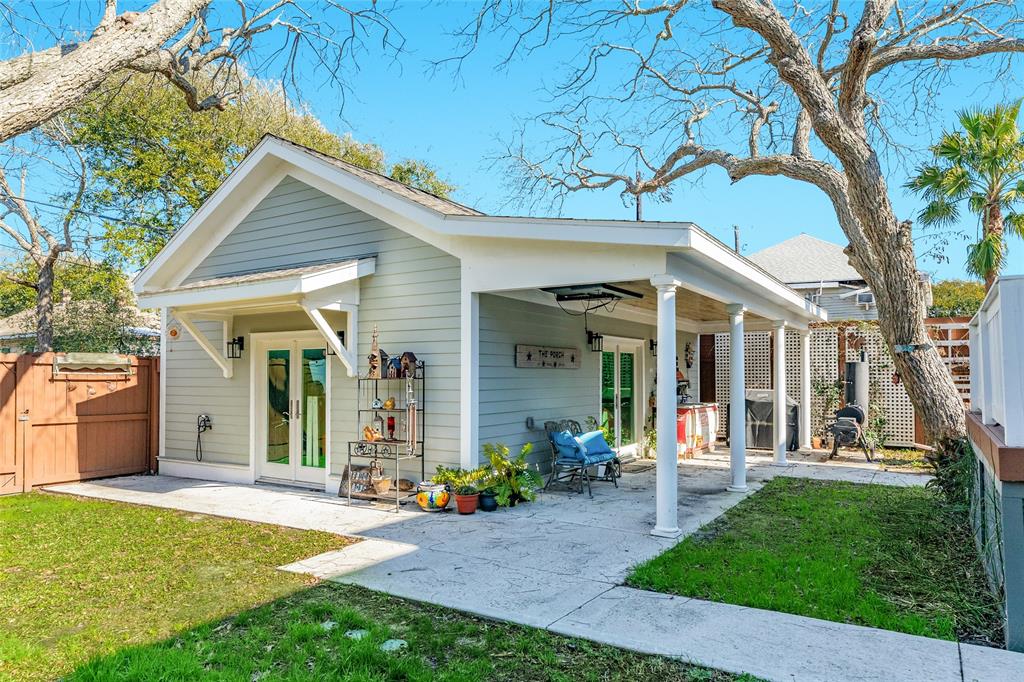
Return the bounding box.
[320,621,337,631]
[380,639,407,652]
[345,629,369,640]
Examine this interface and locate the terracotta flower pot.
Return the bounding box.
[811,436,823,450]
[454,493,479,515]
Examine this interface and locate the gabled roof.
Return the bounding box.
[747,233,863,285]
[267,135,482,217]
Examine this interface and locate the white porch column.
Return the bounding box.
[726,304,747,492]
[773,320,788,466]
[651,275,681,538]
[459,287,479,469]
[799,328,812,449]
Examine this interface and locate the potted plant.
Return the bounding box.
[478,487,499,512]
[453,484,480,514]
[481,442,543,507]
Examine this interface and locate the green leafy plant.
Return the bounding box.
[454,484,478,496]
[811,377,844,438]
[480,442,543,507]
[642,427,657,458]
[431,465,487,491]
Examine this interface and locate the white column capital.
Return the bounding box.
[650,274,681,290]
[726,303,746,316]
[772,319,788,330]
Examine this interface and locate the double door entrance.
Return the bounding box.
[255,332,329,485]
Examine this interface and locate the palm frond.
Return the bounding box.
[917,198,959,227]
[966,233,1006,281]
[1005,212,1024,240]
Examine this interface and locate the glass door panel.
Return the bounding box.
[266,349,291,466]
[619,351,635,445]
[300,348,327,471]
[601,351,616,444]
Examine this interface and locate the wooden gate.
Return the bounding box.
[0,353,159,495]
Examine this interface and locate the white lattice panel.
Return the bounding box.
[709,325,914,446]
[843,327,915,445]
[807,327,838,437]
[714,331,772,414]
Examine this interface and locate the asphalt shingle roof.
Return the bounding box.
[747,233,863,285]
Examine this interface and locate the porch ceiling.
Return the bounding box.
[615,280,769,325]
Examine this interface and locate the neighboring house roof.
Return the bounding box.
[748,234,863,285]
[0,299,160,340]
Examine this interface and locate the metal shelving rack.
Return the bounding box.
[345,360,425,512]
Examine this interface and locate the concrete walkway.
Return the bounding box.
[48,453,1022,681]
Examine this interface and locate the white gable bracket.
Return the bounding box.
[174,310,234,379]
[302,303,357,377]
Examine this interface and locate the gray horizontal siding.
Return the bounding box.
[816,288,878,321]
[165,175,462,479]
[478,294,696,471]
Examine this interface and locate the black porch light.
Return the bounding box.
[649,339,657,357]
[326,330,345,356]
[226,336,245,359]
[587,330,604,353]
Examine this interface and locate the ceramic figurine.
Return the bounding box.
[383,396,396,410]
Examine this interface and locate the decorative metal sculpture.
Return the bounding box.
[367,325,388,379]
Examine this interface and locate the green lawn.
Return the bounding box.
[629,477,1002,645]
[1,492,749,682]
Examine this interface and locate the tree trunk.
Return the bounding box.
[34,258,56,352]
[984,203,1003,291]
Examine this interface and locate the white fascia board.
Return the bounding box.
[460,238,668,293]
[788,281,841,290]
[138,259,373,310]
[444,214,695,247]
[679,234,826,323]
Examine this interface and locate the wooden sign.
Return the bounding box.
[515,344,581,369]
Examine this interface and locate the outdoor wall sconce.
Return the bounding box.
[326,330,345,356]
[649,339,657,357]
[587,330,604,353]
[226,336,245,359]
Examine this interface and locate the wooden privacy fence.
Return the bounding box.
[0,353,159,495]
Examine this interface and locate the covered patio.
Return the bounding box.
[458,222,825,538]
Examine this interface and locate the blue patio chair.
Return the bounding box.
[542,419,619,497]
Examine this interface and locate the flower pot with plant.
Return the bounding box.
[478,488,499,511]
[480,442,543,508]
[454,485,479,514]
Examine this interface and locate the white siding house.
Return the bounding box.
[136,135,825,537]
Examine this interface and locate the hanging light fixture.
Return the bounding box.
[226,336,245,359]
[649,339,657,357]
[587,329,604,353]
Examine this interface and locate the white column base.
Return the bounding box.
[651,526,683,539]
[726,484,749,493]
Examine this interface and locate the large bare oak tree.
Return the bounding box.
[453,0,1024,443]
[0,0,398,143]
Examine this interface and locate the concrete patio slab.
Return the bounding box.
[549,586,964,682]
[960,643,1024,682]
[46,452,1020,682]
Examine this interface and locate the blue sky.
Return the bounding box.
[2,2,1021,281]
[280,3,1022,282]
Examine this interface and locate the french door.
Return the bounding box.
[601,338,643,451]
[256,333,329,485]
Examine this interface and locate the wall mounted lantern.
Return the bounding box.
[326,330,345,356]
[649,339,657,357]
[226,336,245,359]
[587,330,604,353]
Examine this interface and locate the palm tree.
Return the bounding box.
[907,102,1024,290]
